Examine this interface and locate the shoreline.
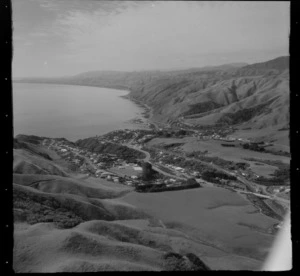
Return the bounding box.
[121,93,161,129]
[16,81,165,130]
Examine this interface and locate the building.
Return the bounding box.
[100,172,117,178]
[96,169,106,174]
[112,177,120,183]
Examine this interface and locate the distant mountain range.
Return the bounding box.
[15,56,289,144]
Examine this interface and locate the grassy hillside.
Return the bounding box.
[15,56,289,143]
[13,135,278,271]
[12,138,214,271]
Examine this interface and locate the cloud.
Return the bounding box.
[49,1,289,70]
[12,1,290,76]
[38,0,60,11]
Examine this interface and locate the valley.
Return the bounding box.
[13,122,289,271]
[16,56,290,149]
[13,56,290,272]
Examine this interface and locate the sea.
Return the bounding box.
[13,82,145,141]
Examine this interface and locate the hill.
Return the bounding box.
[13,137,213,271]
[13,135,279,271]
[15,56,289,145]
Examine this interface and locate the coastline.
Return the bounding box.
[15,81,161,130]
[121,93,160,129]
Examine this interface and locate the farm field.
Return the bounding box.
[120,186,278,262]
[246,161,277,178]
[110,166,141,177]
[147,137,290,169]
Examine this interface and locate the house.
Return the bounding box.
[131,175,138,179]
[95,169,105,174]
[100,172,116,178]
[192,171,199,177]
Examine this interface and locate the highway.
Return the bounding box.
[124,143,186,180]
[126,143,290,205]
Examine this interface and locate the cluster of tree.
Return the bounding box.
[186,152,249,171]
[272,167,290,181]
[134,130,156,140]
[156,129,194,139]
[242,142,266,152]
[254,167,290,186]
[135,178,200,193]
[162,143,184,150]
[155,164,176,175]
[157,151,243,182]
[140,162,159,181]
[228,162,249,171]
[102,130,135,142]
[278,126,289,131]
[163,251,210,271]
[13,186,85,229]
[217,100,273,126]
[76,138,145,160]
[264,149,290,157]
[244,157,286,168]
[183,101,222,117]
[186,150,208,157]
[14,134,47,145]
[221,143,236,147]
[158,131,172,138]
[245,194,283,221]
[13,138,52,161]
[237,162,249,170]
[201,170,237,184]
[160,154,215,175]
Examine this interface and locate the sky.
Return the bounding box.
[12,0,290,78]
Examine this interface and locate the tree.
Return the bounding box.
[141,162,157,181]
[186,178,199,186]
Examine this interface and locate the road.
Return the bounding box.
[269,143,290,150]
[124,143,186,180]
[128,144,290,205]
[66,139,289,206]
[238,190,273,199]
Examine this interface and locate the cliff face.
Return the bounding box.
[16,56,289,140]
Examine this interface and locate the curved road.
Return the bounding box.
[124,143,186,180]
[127,144,290,205]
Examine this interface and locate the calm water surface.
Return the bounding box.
[13,83,145,141]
